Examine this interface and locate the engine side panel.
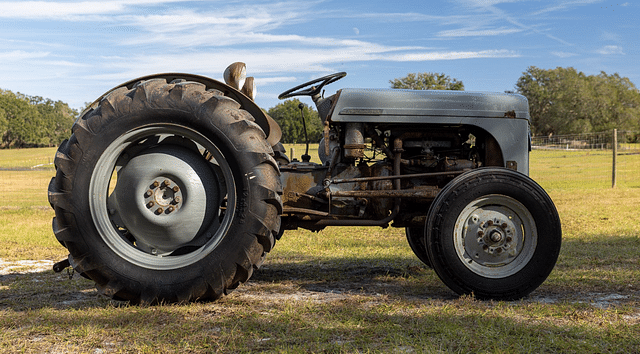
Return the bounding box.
[329,89,531,175]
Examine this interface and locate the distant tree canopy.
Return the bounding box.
[516,66,640,136]
[0,89,77,148]
[390,72,464,91]
[267,99,322,144]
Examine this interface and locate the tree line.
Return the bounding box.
[2,66,639,147]
[0,89,77,148]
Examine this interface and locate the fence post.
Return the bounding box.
[612,129,617,188]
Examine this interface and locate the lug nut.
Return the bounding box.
[152,181,160,188]
[156,207,164,214]
[146,201,155,208]
[163,179,171,187]
[501,223,508,229]
[145,189,153,197]
[173,196,181,204]
[477,230,484,237]
[167,206,175,213]
[173,186,180,193]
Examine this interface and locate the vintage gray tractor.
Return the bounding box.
[49,63,561,304]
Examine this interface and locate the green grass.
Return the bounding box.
[0,147,56,170]
[0,147,639,353]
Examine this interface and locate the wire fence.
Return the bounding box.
[530,130,640,190]
[532,130,640,153]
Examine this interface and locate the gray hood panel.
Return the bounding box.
[331,88,530,122]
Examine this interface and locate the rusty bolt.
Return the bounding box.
[487,220,494,226]
[173,186,180,193]
[490,231,503,243]
[477,230,484,237]
[167,206,175,213]
[145,189,153,197]
[152,181,160,188]
[506,237,513,243]
[146,201,155,208]
[496,248,503,254]
[163,179,171,187]
[174,196,181,204]
[501,223,508,229]
[156,207,164,214]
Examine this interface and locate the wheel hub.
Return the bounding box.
[454,194,537,278]
[110,145,219,255]
[144,178,183,215]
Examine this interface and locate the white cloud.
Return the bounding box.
[596,45,624,55]
[0,1,124,18]
[530,0,602,16]
[551,51,578,58]
[437,26,523,37]
[0,0,207,19]
[0,50,50,60]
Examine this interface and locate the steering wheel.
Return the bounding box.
[278,72,347,99]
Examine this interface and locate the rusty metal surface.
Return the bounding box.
[331,188,439,199]
[330,170,465,185]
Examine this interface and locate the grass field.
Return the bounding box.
[0,146,639,353]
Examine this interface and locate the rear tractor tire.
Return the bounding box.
[48,78,282,304]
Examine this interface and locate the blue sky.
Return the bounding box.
[0,0,637,110]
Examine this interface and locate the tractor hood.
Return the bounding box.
[330,88,530,123]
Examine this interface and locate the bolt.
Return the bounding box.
[174,196,182,204]
[152,181,160,188]
[173,186,180,193]
[167,206,175,213]
[487,220,494,226]
[156,207,164,214]
[490,231,503,242]
[477,230,484,237]
[146,201,155,208]
[163,179,171,187]
[501,223,508,229]
[145,189,153,197]
[506,237,513,243]
[496,248,503,254]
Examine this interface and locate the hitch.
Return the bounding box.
[52,258,70,273]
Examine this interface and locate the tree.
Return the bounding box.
[516,66,640,136]
[0,88,76,148]
[390,72,464,91]
[267,99,322,144]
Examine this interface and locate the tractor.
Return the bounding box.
[49,63,561,304]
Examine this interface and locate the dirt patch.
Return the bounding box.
[0,259,54,275]
[0,259,639,311]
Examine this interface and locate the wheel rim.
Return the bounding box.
[89,125,236,270]
[453,194,537,278]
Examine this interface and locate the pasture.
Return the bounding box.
[0,146,639,353]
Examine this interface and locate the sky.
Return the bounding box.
[0,0,637,111]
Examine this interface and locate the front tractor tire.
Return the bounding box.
[426,168,561,300]
[48,78,282,304]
